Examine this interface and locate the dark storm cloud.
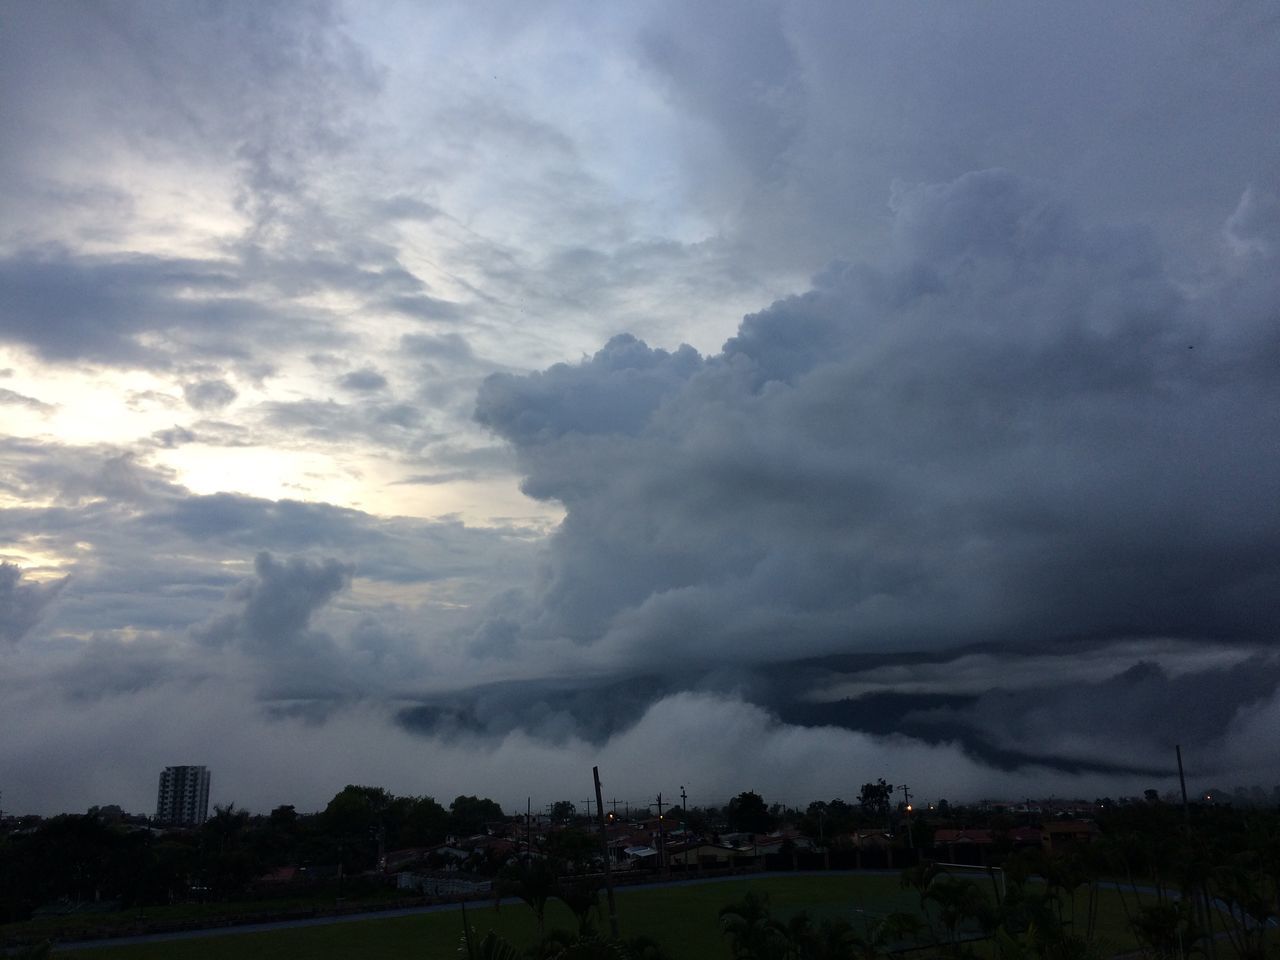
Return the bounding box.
[5,1,1280,813]
[0,563,67,644]
[0,440,184,507]
[479,170,1280,660]
[397,673,673,744]
[338,368,388,392]
[129,485,528,586]
[477,333,701,450]
[0,251,244,365]
[149,426,197,449]
[0,387,54,412]
[0,241,445,370]
[472,169,1280,777]
[183,378,238,411]
[638,2,1280,271]
[256,398,430,448]
[936,656,1280,774]
[366,195,441,222]
[393,470,475,487]
[0,242,449,370]
[401,333,477,363]
[195,551,353,651]
[0,0,405,380]
[386,293,468,322]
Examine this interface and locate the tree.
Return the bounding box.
[718,890,784,960]
[400,795,449,846]
[497,857,557,933]
[201,804,256,898]
[555,879,601,936]
[269,804,297,827]
[923,876,997,956]
[801,798,856,843]
[726,791,776,834]
[450,795,505,836]
[323,785,391,838]
[858,780,893,825]
[551,800,578,823]
[546,828,597,872]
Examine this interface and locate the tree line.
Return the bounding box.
[0,785,504,924]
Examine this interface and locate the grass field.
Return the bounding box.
[54,871,1163,960]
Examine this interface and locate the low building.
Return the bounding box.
[1042,820,1099,851]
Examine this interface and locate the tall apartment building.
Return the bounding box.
[155,765,211,825]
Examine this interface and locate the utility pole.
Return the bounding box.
[526,797,532,858]
[680,785,689,868]
[901,784,914,849]
[654,792,666,874]
[610,798,620,819]
[1176,746,1215,960]
[1176,744,1190,822]
[593,766,621,939]
[582,797,594,819]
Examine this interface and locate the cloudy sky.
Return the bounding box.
[3,0,1279,817]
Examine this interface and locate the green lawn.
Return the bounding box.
[54,874,1157,960]
[52,875,910,960]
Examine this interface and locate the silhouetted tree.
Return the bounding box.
[450,795,505,836]
[859,780,893,828]
[726,791,776,834]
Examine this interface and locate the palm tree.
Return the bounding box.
[496,857,557,934]
[924,876,996,957]
[1211,848,1276,960]
[556,879,602,937]
[718,890,785,960]
[849,912,924,960]
[774,909,817,959]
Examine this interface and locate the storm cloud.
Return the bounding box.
[2,2,1279,816]
[472,169,1280,779]
[478,170,1280,658]
[0,563,67,644]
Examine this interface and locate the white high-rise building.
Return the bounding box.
[155,765,211,825]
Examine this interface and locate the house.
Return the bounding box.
[383,847,433,872]
[1042,820,1099,852]
[255,866,299,885]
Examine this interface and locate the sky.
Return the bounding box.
[2,0,1279,817]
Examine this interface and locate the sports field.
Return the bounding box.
[61,872,1144,959]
